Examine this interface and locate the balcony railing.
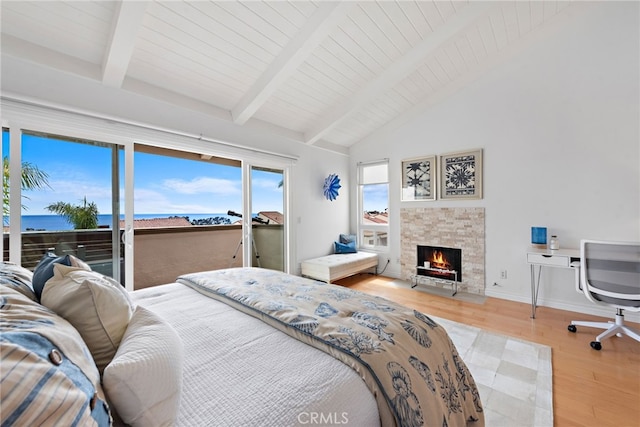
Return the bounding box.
[4,229,120,269]
[3,224,283,290]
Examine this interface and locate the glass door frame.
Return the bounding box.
[242,161,290,273]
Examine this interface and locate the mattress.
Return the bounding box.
[301,251,379,283]
[131,282,380,427]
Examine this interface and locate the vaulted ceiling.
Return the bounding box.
[1,1,580,152]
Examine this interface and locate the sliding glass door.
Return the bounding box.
[2,116,292,286]
[4,130,124,281]
[130,145,244,288]
[249,165,285,271]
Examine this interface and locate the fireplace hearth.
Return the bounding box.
[417,245,462,282]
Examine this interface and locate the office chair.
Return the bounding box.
[567,239,640,350]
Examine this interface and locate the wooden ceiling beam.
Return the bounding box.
[231,2,354,126]
[102,0,150,88]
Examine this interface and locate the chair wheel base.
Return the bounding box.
[567,324,577,333]
[590,341,602,350]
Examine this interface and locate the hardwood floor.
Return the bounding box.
[335,274,640,427]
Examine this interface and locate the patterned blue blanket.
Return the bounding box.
[177,267,483,427]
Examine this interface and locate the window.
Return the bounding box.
[1,99,295,285]
[7,131,124,279]
[358,161,388,251]
[133,144,243,226]
[250,165,285,271]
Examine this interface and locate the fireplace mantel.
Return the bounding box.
[400,207,485,295]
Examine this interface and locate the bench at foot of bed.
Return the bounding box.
[301,252,379,283]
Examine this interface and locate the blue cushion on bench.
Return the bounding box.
[334,240,357,254]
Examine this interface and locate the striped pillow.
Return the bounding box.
[0,287,111,426]
[0,262,36,301]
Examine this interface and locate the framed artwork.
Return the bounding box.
[439,149,483,200]
[401,156,436,201]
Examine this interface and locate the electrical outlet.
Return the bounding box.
[500,270,507,279]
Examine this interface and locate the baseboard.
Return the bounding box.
[485,288,640,323]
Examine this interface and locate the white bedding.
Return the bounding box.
[131,282,380,427]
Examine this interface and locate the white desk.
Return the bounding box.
[526,247,580,318]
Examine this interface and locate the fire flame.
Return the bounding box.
[430,251,450,269]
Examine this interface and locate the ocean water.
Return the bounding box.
[7,214,243,231]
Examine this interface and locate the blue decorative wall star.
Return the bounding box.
[323,174,341,201]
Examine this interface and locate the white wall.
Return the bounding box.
[291,146,351,267]
[349,2,639,318]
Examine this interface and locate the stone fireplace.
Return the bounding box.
[400,207,485,295]
[417,245,462,282]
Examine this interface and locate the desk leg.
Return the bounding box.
[530,264,542,319]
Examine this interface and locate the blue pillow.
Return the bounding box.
[334,240,357,254]
[32,253,72,301]
[339,234,357,244]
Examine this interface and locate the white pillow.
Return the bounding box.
[103,305,184,427]
[41,264,134,373]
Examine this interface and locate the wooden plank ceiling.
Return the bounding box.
[1,1,578,152]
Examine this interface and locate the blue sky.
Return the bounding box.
[3,132,283,216]
[363,184,388,213]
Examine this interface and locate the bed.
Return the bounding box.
[1,261,484,427]
[301,251,379,283]
[130,279,380,426]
